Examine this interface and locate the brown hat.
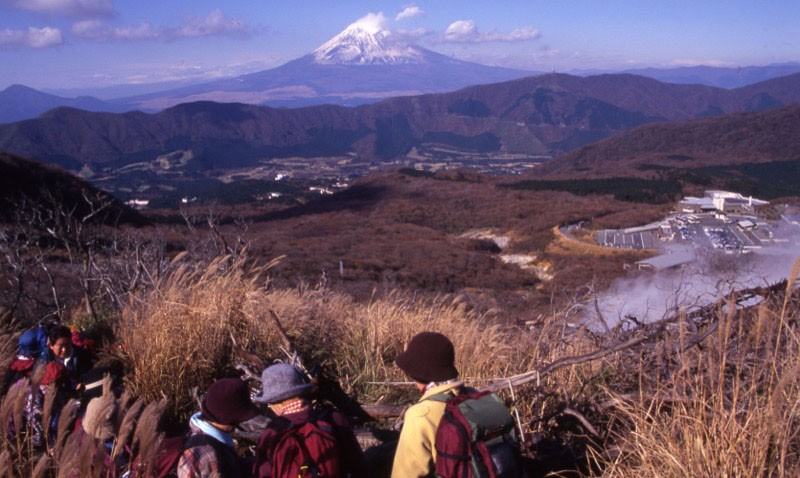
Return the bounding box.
[201,378,259,426]
[395,332,458,383]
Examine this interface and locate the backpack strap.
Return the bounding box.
[423,392,451,403]
[422,385,472,403]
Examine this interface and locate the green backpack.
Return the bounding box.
[426,390,523,478]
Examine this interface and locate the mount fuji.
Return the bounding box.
[116,14,537,111]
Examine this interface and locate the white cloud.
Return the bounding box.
[26,26,63,47]
[71,9,250,42]
[0,26,63,48]
[395,5,423,21]
[345,12,387,35]
[177,9,247,38]
[443,20,478,42]
[0,0,113,17]
[443,20,540,43]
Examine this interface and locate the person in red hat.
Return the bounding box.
[391,332,463,478]
[177,378,260,478]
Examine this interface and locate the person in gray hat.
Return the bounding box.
[251,363,365,478]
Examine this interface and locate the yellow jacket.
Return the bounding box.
[391,381,465,478]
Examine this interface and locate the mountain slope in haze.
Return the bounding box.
[2,72,800,170]
[0,152,145,225]
[117,15,536,111]
[540,104,800,177]
[573,63,800,89]
[0,84,131,124]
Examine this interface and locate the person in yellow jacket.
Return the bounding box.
[391,332,464,478]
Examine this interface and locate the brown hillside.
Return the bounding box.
[538,104,800,177]
[2,72,799,170]
[0,152,145,225]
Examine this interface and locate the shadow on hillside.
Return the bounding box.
[249,184,389,222]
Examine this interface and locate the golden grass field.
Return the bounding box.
[0,253,798,477]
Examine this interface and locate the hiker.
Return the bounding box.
[391,331,524,478]
[177,378,260,478]
[24,360,72,448]
[2,328,45,393]
[251,363,365,478]
[45,324,94,383]
[391,332,464,478]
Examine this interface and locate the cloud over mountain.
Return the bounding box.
[395,5,423,21]
[71,9,249,42]
[443,20,540,43]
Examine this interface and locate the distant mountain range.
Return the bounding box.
[2,14,798,124]
[0,84,129,124]
[572,62,800,89]
[1,71,799,172]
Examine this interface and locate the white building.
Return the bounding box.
[679,190,768,214]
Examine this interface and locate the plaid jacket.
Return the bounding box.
[177,432,242,478]
[177,439,222,478]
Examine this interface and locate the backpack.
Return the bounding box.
[269,412,341,478]
[129,433,242,478]
[153,435,188,478]
[127,434,185,478]
[427,390,523,478]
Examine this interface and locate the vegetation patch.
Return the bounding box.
[447,98,491,117]
[649,160,800,199]
[422,131,501,153]
[664,154,694,161]
[398,168,435,178]
[499,177,683,204]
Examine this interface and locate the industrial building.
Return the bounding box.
[679,190,768,214]
[635,250,696,271]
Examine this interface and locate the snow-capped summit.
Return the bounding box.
[312,13,426,65]
[119,12,535,110]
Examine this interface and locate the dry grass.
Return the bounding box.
[116,253,581,418]
[0,252,797,477]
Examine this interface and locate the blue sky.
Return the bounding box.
[1,0,798,91]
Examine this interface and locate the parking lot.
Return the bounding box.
[596,212,800,253]
[595,229,657,250]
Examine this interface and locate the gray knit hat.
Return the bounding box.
[253,363,313,404]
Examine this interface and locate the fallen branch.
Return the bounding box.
[594,298,612,335]
[361,404,407,418]
[562,407,599,437]
[682,319,719,351]
[597,392,690,411]
[481,322,669,394]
